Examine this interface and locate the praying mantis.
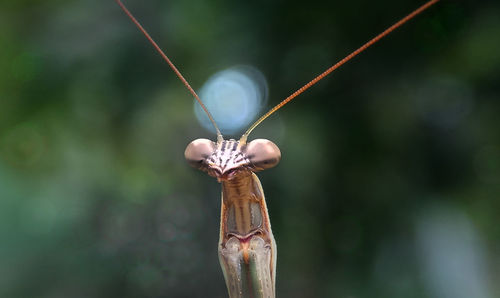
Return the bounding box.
[115,0,441,297]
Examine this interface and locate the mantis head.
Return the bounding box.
[185,138,281,181]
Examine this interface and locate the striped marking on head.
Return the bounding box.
[206,139,250,176]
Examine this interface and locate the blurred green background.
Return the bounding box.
[1,0,499,297]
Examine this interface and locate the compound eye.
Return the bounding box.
[245,139,281,171]
[184,139,216,168]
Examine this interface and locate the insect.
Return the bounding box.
[115,0,441,297]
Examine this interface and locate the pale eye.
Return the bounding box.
[184,139,216,168]
[245,139,281,171]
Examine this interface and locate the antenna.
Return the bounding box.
[115,0,223,142]
[240,0,440,143]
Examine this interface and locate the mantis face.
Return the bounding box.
[184,138,281,181]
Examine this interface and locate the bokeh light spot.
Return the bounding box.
[194,66,268,136]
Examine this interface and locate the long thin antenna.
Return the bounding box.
[240,0,440,143]
[115,0,223,141]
